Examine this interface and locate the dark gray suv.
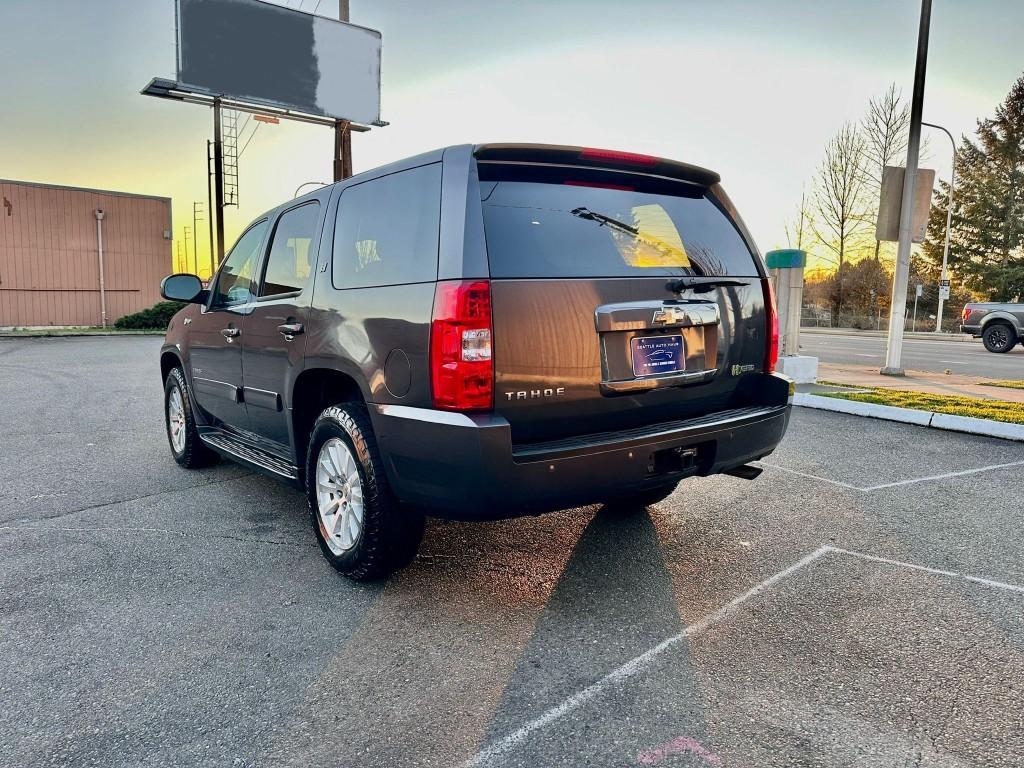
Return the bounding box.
[159,144,792,580]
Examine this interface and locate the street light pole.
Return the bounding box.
[922,121,956,333]
[882,0,932,375]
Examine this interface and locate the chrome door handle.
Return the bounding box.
[221,328,240,339]
[277,323,304,340]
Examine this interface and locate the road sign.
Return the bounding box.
[916,283,924,297]
[939,283,951,300]
[876,166,936,243]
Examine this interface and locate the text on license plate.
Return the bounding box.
[631,334,685,377]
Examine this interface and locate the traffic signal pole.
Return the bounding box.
[882,0,932,375]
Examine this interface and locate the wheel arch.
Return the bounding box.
[980,312,1020,334]
[160,347,184,383]
[291,367,367,467]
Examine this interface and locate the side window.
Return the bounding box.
[259,202,321,298]
[211,220,269,307]
[332,163,442,289]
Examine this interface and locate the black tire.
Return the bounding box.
[305,403,424,581]
[982,323,1017,353]
[164,367,219,469]
[603,481,680,512]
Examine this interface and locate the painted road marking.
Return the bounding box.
[464,545,1024,766]
[830,546,1024,595]
[859,460,1024,490]
[760,459,1024,493]
[462,546,833,767]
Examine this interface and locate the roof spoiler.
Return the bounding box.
[473,143,721,188]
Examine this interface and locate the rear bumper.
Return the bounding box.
[370,374,793,520]
[961,324,981,336]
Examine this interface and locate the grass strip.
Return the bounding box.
[819,387,1024,425]
[982,379,1024,390]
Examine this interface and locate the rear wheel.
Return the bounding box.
[982,323,1017,353]
[305,403,424,581]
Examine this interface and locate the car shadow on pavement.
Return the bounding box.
[260,502,710,768]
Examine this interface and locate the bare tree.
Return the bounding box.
[861,84,918,261]
[862,84,911,189]
[784,187,813,251]
[812,122,873,317]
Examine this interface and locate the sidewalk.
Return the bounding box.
[807,362,1024,403]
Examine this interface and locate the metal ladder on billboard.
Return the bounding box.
[222,109,239,208]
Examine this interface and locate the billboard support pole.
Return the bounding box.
[213,97,226,264]
[334,120,353,181]
[334,0,353,182]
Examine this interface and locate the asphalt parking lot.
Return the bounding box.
[2,336,1023,768]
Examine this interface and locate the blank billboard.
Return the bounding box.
[176,0,381,124]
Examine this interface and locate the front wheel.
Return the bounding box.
[305,404,424,581]
[164,367,219,468]
[982,323,1017,353]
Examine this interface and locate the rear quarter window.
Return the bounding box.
[332,163,442,289]
[480,179,758,279]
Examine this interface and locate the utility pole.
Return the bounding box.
[923,121,957,333]
[207,141,216,278]
[882,0,932,375]
[213,97,226,264]
[333,0,353,182]
[193,202,205,279]
[184,225,192,274]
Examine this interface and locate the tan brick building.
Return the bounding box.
[0,180,172,327]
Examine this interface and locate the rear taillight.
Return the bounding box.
[962,306,971,323]
[764,279,780,373]
[430,280,493,411]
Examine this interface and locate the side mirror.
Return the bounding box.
[160,273,207,304]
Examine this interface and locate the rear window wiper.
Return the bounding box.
[570,207,638,235]
[667,277,750,294]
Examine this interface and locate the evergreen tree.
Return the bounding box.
[924,74,1024,300]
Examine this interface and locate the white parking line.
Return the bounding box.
[831,546,1024,594]
[760,459,1024,492]
[462,545,833,767]
[859,460,1024,490]
[464,545,1024,766]
[758,464,862,491]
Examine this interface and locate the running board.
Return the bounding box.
[199,430,300,482]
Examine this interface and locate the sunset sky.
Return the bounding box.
[2,0,1023,277]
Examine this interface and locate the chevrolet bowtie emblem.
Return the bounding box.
[652,307,684,325]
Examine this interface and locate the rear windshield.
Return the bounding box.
[480,179,759,279]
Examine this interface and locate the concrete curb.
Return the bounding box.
[793,392,1024,442]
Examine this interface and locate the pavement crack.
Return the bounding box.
[0,523,309,549]
[1,472,254,526]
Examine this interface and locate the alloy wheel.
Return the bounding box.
[315,437,365,555]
